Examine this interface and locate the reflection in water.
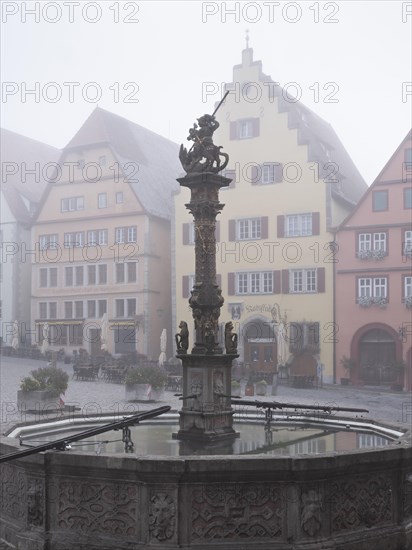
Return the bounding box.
[20,422,392,457]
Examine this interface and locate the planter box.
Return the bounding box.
[271,373,278,396]
[256,384,267,396]
[17,390,62,414]
[231,385,241,397]
[125,383,164,402]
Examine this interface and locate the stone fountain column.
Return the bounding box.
[175,171,239,444]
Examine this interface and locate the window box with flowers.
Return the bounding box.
[372,296,388,308]
[358,296,387,308]
[357,249,386,261]
[371,249,386,261]
[358,296,374,307]
[357,249,373,260]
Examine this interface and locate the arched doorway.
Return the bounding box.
[358,328,397,385]
[243,318,277,382]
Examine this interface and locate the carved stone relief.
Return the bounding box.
[57,480,138,536]
[0,463,26,522]
[27,478,44,527]
[191,483,283,540]
[331,475,392,532]
[403,471,412,519]
[300,488,322,537]
[149,493,176,542]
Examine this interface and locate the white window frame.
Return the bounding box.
[64,301,73,319]
[359,233,372,251]
[114,297,137,319]
[285,214,313,237]
[49,302,57,319]
[87,300,97,318]
[87,229,108,246]
[404,231,412,256]
[87,264,107,285]
[290,269,317,293]
[39,234,58,250]
[405,276,412,298]
[116,262,137,284]
[238,120,253,139]
[75,266,84,287]
[127,226,137,243]
[115,226,137,244]
[237,218,261,240]
[39,302,47,319]
[61,196,84,212]
[116,192,124,204]
[39,267,57,288]
[373,233,386,252]
[188,223,195,245]
[98,299,107,317]
[65,265,85,286]
[74,300,84,319]
[98,193,107,209]
[64,232,84,248]
[261,164,275,184]
[358,277,388,299]
[236,272,273,295]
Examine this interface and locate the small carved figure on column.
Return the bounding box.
[225,321,238,354]
[175,321,189,354]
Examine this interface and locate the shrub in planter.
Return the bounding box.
[125,364,167,401]
[256,380,268,396]
[20,366,69,397]
[340,356,356,385]
[231,380,241,397]
[18,366,69,412]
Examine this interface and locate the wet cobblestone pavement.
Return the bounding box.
[1,355,411,434]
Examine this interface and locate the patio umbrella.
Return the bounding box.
[11,320,19,350]
[100,313,109,352]
[158,329,167,366]
[41,323,50,355]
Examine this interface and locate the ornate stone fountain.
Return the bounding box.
[175,102,240,445]
[0,102,411,550]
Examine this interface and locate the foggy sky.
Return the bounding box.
[1,0,411,183]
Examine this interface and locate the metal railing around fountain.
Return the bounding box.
[0,406,171,463]
[231,398,369,430]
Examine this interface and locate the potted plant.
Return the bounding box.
[231,379,241,397]
[390,360,405,391]
[256,379,268,396]
[340,356,356,385]
[245,378,255,396]
[18,366,69,412]
[125,364,167,402]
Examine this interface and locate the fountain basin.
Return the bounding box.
[0,412,411,550]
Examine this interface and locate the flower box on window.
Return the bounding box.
[373,296,387,308]
[357,249,386,260]
[358,296,374,307]
[372,249,386,260]
[357,249,373,260]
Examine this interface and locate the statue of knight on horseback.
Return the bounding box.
[179,91,230,174]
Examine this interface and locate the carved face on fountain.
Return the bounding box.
[149,493,176,541]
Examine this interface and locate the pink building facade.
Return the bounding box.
[335,131,412,390]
